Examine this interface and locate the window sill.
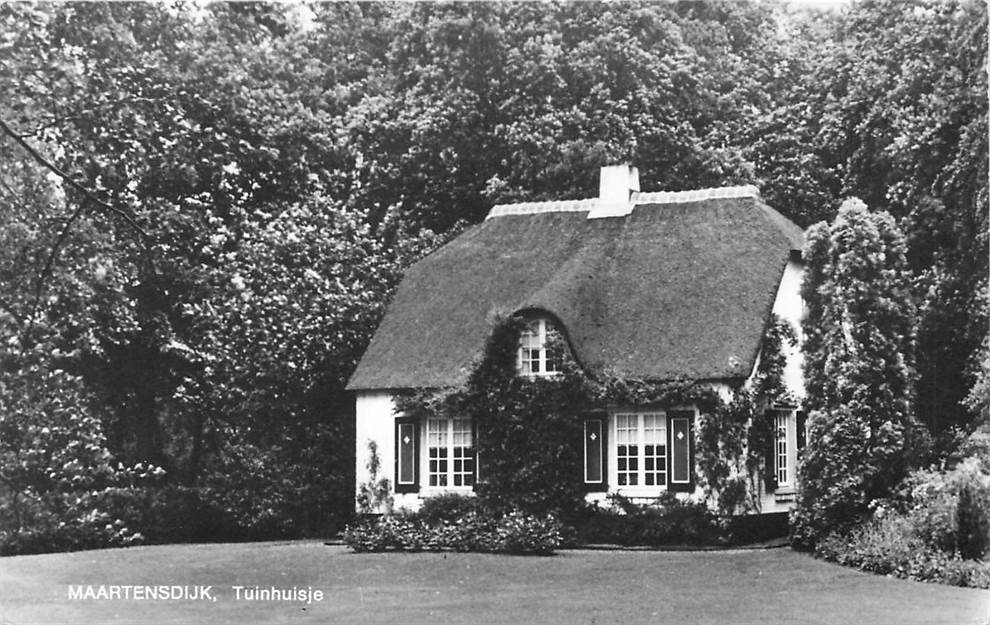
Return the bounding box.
[418,486,476,497]
[611,486,669,497]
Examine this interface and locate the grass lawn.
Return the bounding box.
[1,541,987,625]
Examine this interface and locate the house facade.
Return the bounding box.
[347,165,806,515]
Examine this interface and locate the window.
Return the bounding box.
[518,318,561,376]
[614,412,667,487]
[765,409,804,491]
[775,412,789,485]
[426,417,475,488]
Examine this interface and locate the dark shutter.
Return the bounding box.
[583,418,606,490]
[764,410,777,492]
[395,418,419,493]
[796,411,807,451]
[668,411,694,492]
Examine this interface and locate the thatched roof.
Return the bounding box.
[347,187,804,391]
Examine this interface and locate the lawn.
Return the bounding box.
[1,541,987,625]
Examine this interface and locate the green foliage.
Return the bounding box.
[412,492,488,526]
[904,458,990,559]
[343,508,563,555]
[815,456,990,587]
[399,317,735,519]
[815,515,990,589]
[400,317,596,517]
[794,199,928,548]
[356,440,393,515]
[1,0,985,550]
[957,483,990,560]
[695,315,797,515]
[576,493,721,546]
[0,364,155,554]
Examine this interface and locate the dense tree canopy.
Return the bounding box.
[0,0,985,548]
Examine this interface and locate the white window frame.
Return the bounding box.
[773,410,797,490]
[517,318,561,377]
[424,417,475,491]
[612,411,668,493]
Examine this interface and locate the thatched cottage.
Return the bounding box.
[347,165,806,514]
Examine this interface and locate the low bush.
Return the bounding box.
[574,493,722,546]
[343,508,563,555]
[904,457,990,558]
[413,493,490,526]
[814,456,990,589]
[816,515,990,588]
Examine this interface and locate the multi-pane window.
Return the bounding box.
[518,318,561,376]
[427,417,475,487]
[775,412,789,485]
[615,412,667,487]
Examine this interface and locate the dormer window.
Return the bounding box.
[518,318,562,376]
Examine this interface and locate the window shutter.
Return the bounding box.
[583,418,606,490]
[796,411,807,451]
[395,418,419,493]
[763,410,777,492]
[668,411,694,493]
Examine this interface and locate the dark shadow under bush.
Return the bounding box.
[571,494,723,546]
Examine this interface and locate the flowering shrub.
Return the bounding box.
[814,457,990,588]
[414,492,488,526]
[816,516,990,589]
[343,509,563,555]
[903,457,990,557]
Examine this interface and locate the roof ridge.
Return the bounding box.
[485,185,761,220]
[486,198,597,220]
[632,185,761,205]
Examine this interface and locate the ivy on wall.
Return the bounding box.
[695,314,798,514]
[396,314,797,518]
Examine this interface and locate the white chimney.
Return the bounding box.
[588,164,639,219]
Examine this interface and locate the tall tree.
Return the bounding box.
[793,199,928,547]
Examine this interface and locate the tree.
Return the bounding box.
[793,198,928,547]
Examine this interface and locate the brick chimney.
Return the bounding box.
[588,164,640,219]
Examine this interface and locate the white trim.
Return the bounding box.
[485,186,762,220]
[425,417,475,489]
[774,410,798,489]
[518,318,560,377]
[612,411,668,491]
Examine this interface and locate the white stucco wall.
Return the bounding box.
[771,257,805,401]
[354,391,394,512]
[354,391,426,512]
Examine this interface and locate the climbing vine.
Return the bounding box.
[397,314,798,518]
[695,314,798,514]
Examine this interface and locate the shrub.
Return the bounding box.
[794,203,927,548]
[904,457,990,557]
[343,508,563,555]
[957,484,990,560]
[574,493,722,546]
[414,493,489,526]
[495,510,562,554]
[816,516,990,589]
[814,457,990,588]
